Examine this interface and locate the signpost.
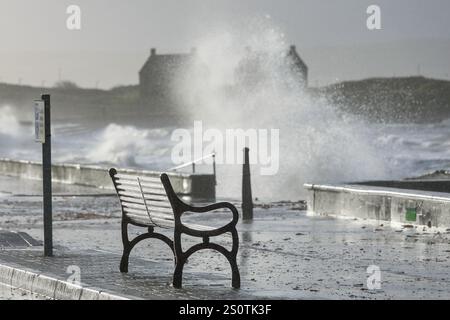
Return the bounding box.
[35,95,53,257]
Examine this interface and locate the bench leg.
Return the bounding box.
[230,258,240,289]
[120,219,131,273]
[120,220,175,274]
[120,251,131,273]
[173,257,186,289]
[230,228,241,289]
[172,229,184,288]
[172,228,241,289]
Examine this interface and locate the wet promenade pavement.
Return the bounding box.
[1,175,450,300]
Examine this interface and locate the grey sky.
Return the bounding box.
[1,0,449,88]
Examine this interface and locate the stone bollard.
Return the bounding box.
[242,147,254,221]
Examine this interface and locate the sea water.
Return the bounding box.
[0,18,447,201]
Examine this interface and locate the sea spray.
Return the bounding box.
[173,18,390,200]
[0,105,21,137]
[86,124,172,168]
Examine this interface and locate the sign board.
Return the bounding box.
[406,208,417,222]
[34,100,45,143]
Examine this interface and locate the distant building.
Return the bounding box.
[139,48,197,114]
[139,45,308,113]
[235,45,308,90]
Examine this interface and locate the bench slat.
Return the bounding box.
[141,194,170,202]
[141,189,169,197]
[146,199,172,208]
[117,180,164,191]
[122,201,173,215]
[117,186,167,197]
[122,201,172,215]
[125,213,151,225]
[119,194,171,205]
[118,191,171,205]
[147,206,174,215]
[149,218,175,228]
[115,174,161,184]
[128,212,215,231]
[117,190,143,200]
[122,206,147,216]
[119,195,145,205]
[121,202,218,231]
[121,201,147,211]
[185,223,215,231]
[117,191,176,218]
[126,213,175,228]
[124,207,174,221]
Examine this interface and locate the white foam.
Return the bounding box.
[0,105,21,137]
[172,18,390,200]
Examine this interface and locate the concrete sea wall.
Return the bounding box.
[0,158,215,200]
[305,183,450,228]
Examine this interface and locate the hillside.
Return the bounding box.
[1,76,450,124]
[315,77,450,123]
[0,82,140,123]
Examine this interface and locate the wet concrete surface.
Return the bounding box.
[0,230,41,247]
[1,175,450,299]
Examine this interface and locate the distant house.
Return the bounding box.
[139,48,197,114]
[235,45,308,90]
[139,45,308,113]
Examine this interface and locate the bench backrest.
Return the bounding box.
[109,168,175,227]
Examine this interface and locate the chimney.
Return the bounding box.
[290,45,296,53]
[151,48,156,56]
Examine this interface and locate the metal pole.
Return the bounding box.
[242,147,253,221]
[212,153,217,186]
[42,94,53,257]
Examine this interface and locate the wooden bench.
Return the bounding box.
[109,168,240,289]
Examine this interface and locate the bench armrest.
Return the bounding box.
[159,173,239,236]
[185,202,239,225]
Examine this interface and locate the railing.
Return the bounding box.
[168,153,217,185]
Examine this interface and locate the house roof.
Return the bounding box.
[139,46,308,77]
[288,45,308,72]
[139,51,194,76]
